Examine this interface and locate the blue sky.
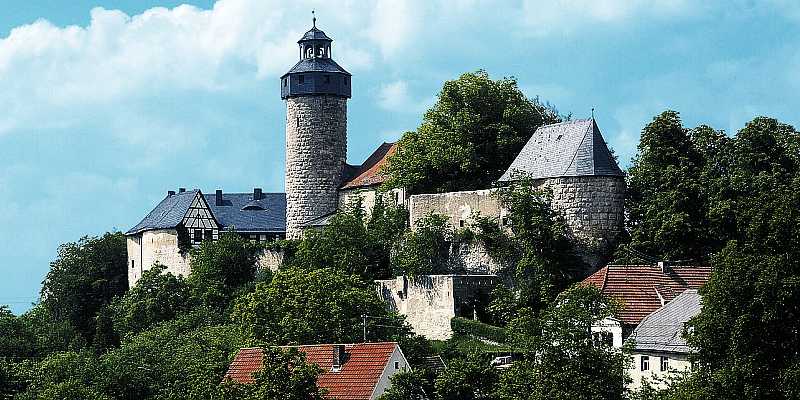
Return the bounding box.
[1,0,798,313]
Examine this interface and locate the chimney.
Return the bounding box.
[167,190,176,196]
[332,345,346,371]
[178,188,186,193]
[658,261,669,273]
[215,189,224,206]
[253,188,263,201]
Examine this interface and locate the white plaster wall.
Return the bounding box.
[126,235,143,287]
[371,345,410,399]
[128,229,191,287]
[627,352,692,391]
[592,317,624,348]
[376,276,457,340]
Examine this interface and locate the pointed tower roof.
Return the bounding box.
[498,119,624,181]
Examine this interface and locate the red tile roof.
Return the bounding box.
[581,265,712,326]
[225,342,399,400]
[341,142,397,189]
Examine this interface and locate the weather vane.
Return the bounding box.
[312,10,316,27]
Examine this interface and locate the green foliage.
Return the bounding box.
[376,369,428,400]
[0,306,36,359]
[292,196,407,280]
[187,232,262,311]
[218,348,324,400]
[434,354,499,400]
[498,285,627,400]
[451,317,507,345]
[624,111,726,262]
[392,214,453,276]
[384,70,561,194]
[40,232,128,347]
[111,264,192,339]
[231,267,396,344]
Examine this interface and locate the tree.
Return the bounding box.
[625,111,715,262]
[498,285,628,400]
[219,348,324,400]
[377,370,428,400]
[231,267,396,345]
[434,354,499,400]
[384,70,561,194]
[392,214,452,276]
[40,232,128,347]
[292,197,407,280]
[111,264,193,339]
[187,232,262,312]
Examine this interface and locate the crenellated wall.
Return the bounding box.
[285,96,347,238]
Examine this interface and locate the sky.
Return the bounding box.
[1,0,799,313]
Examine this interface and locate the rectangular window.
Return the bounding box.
[283,78,287,87]
[131,260,135,269]
[324,75,330,84]
[459,219,465,227]
[394,361,400,370]
[204,230,213,241]
[660,356,669,371]
[298,75,305,84]
[641,356,650,371]
[193,229,202,243]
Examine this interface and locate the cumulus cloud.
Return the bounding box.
[376,80,434,113]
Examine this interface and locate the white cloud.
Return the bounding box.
[376,80,435,113]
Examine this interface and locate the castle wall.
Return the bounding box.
[285,96,347,238]
[407,176,625,271]
[338,187,408,216]
[127,229,191,287]
[376,275,498,340]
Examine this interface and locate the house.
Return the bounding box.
[627,289,701,390]
[581,263,712,346]
[125,188,285,286]
[225,342,410,400]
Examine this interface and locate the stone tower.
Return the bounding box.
[281,17,351,238]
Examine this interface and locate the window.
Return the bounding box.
[204,230,213,241]
[131,260,135,269]
[660,356,669,371]
[193,229,202,243]
[344,77,348,86]
[394,361,400,370]
[393,191,399,204]
[501,217,509,226]
[324,75,330,84]
[640,356,649,371]
[298,75,305,84]
[283,78,287,87]
[296,116,300,128]
[459,219,465,227]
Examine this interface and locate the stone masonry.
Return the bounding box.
[285,96,347,238]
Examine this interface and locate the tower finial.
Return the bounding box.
[312,10,316,27]
[591,107,595,120]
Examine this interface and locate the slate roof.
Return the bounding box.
[299,26,333,42]
[225,342,400,400]
[300,211,337,228]
[581,265,711,326]
[341,142,396,189]
[127,190,286,235]
[498,119,624,181]
[283,57,351,76]
[629,289,701,354]
[126,190,199,235]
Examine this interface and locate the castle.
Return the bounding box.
[125,21,625,338]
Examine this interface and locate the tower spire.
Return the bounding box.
[312,10,316,27]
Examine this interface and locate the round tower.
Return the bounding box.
[281,17,351,238]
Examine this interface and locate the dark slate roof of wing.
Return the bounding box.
[629,289,701,354]
[127,190,286,235]
[282,57,351,77]
[205,193,286,233]
[300,211,336,228]
[127,190,199,235]
[498,119,624,181]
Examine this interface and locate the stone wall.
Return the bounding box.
[407,176,625,271]
[127,229,191,287]
[338,187,408,216]
[376,275,499,340]
[285,96,347,238]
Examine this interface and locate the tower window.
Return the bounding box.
[344,77,348,86]
[298,75,305,84]
[283,78,287,87]
[324,75,330,84]
[131,260,135,269]
[296,116,300,127]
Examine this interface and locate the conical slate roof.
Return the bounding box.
[498,119,624,181]
[298,26,332,42]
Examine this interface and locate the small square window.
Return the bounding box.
[641,356,650,371]
[660,356,669,371]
